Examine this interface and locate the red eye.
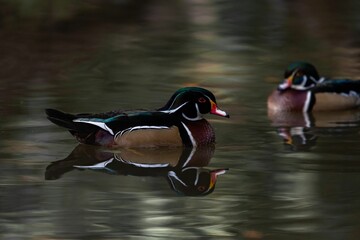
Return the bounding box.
[198,97,206,103]
[295,71,303,77]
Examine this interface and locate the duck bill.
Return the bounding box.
[210,100,230,118]
[278,74,293,91]
[209,168,228,189]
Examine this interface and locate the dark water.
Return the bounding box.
[1,0,360,239]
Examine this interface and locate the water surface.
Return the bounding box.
[1,1,360,239]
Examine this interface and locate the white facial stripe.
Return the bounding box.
[302,76,307,87]
[318,77,325,83]
[194,103,203,119]
[291,84,314,91]
[160,102,188,114]
[73,119,114,135]
[291,75,321,90]
[181,122,197,147]
[309,76,320,84]
[182,103,203,121]
[166,92,186,110]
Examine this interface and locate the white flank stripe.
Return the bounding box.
[181,122,197,147]
[128,126,169,131]
[125,162,169,168]
[73,119,114,135]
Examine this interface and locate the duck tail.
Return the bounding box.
[45,108,113,145]
[45,108,77,132]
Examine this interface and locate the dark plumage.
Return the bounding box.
[45,145,227,196]
[268,61,360,112]
[46,87,229,147]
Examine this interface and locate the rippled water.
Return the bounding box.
[1,1,360,239]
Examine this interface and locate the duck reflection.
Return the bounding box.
[269,110,360,151]
[45,145,227,196]
[277,126,317,151]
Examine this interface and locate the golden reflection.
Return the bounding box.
[45,145,227,196]
[269,110,360,151]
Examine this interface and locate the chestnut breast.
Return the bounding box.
[268,89,310,112]
[182,119,215,146]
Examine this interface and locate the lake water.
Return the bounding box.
[1,1,360,239]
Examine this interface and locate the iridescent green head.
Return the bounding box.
[159,87,229,120]
[279,61,323,91]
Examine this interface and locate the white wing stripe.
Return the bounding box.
[74,158,115,169]
[73,119,114,135]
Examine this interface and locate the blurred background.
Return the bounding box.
[1,0,360,239]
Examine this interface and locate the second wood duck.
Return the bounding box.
[46,87,229,148]
[268,61,360,112]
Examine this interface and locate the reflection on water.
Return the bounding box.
[2,0,360,239]
[46,145,227,196]
[269,110,360,151]
[277,127,318,152]
[269,109,360,128]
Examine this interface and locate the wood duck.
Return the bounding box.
[45,145,227,196]
[46,87,229,148]
[268,61,360,112]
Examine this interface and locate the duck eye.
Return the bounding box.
[198,97,206,103]
[197,186,206,191]
[295,71,303,77]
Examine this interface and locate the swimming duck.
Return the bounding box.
[268,61,360,112]
[46,87,229,147]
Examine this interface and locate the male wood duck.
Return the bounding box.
[46,87,229,148]
[268,61,360,112]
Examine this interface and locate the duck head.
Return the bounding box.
[278,62,323,91]
[159,87,229,120]
[167,168,227,196]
